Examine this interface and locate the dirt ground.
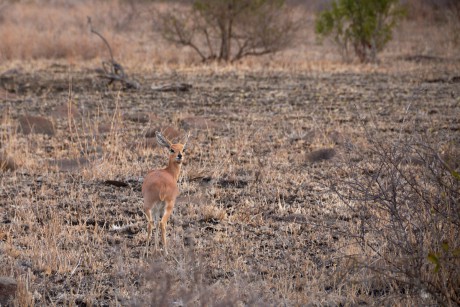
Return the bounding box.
[0,54,458,306]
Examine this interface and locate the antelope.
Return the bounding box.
[142,131,189,255]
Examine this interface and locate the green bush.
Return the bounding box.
[315,0,405,62]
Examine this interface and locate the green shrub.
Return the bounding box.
[315,0,405,62]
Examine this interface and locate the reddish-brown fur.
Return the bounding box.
[142,132,187,255]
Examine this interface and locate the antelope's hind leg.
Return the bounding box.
[159,200,175,255]
[152,202,165,253]
[144,204,155,257]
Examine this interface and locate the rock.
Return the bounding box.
[145,126,182,141]
[306,148,336,163]
[0,276,17,306]
[49,157,90,172]
[0,152,18,171]
[151,82,192,92]
[51,103,80,119]
[180,116,219,131]
[17,115,54,136]
[97,123,112,134]
[122,112,155,124]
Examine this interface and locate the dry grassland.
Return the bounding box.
[0,0,459,306]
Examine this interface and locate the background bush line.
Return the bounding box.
[0,0,458,65]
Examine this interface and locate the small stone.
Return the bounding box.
[122,112,151,123]
[306,148,336,163]
[0,276,17,306]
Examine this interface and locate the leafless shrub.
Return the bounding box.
[156,0,297,62]
[332,130,460,305]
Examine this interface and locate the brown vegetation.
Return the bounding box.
[0,0,459,306]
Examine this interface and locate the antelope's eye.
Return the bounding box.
[170,149,175,153]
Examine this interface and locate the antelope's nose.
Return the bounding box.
[177,153,182,159]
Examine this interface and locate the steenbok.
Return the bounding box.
[142,131,189,255]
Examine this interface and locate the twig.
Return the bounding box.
[70,255,82,276]
[88,17,116,68]
[168,253,180,265]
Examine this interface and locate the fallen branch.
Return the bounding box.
[70,255,82,276]
[151,82,192,92]
[104,180,129,187]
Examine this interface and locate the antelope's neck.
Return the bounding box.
[166,160,182,182]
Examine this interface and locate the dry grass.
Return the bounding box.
[0,0,212,71]
[0,0,459,306]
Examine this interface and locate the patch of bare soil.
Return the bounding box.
[0,63,459,305]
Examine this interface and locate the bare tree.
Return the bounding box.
[157,0,296,62]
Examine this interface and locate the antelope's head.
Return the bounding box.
[156,131,189,164]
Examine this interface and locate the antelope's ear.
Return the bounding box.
[183,132,191,152]
[156,131,172,148]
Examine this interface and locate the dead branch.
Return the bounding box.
[150,82,192,92]
[100,73,140,90]
[87,16,140,89]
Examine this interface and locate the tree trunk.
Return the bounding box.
[219,19,232,61]
[218,2,235,62]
